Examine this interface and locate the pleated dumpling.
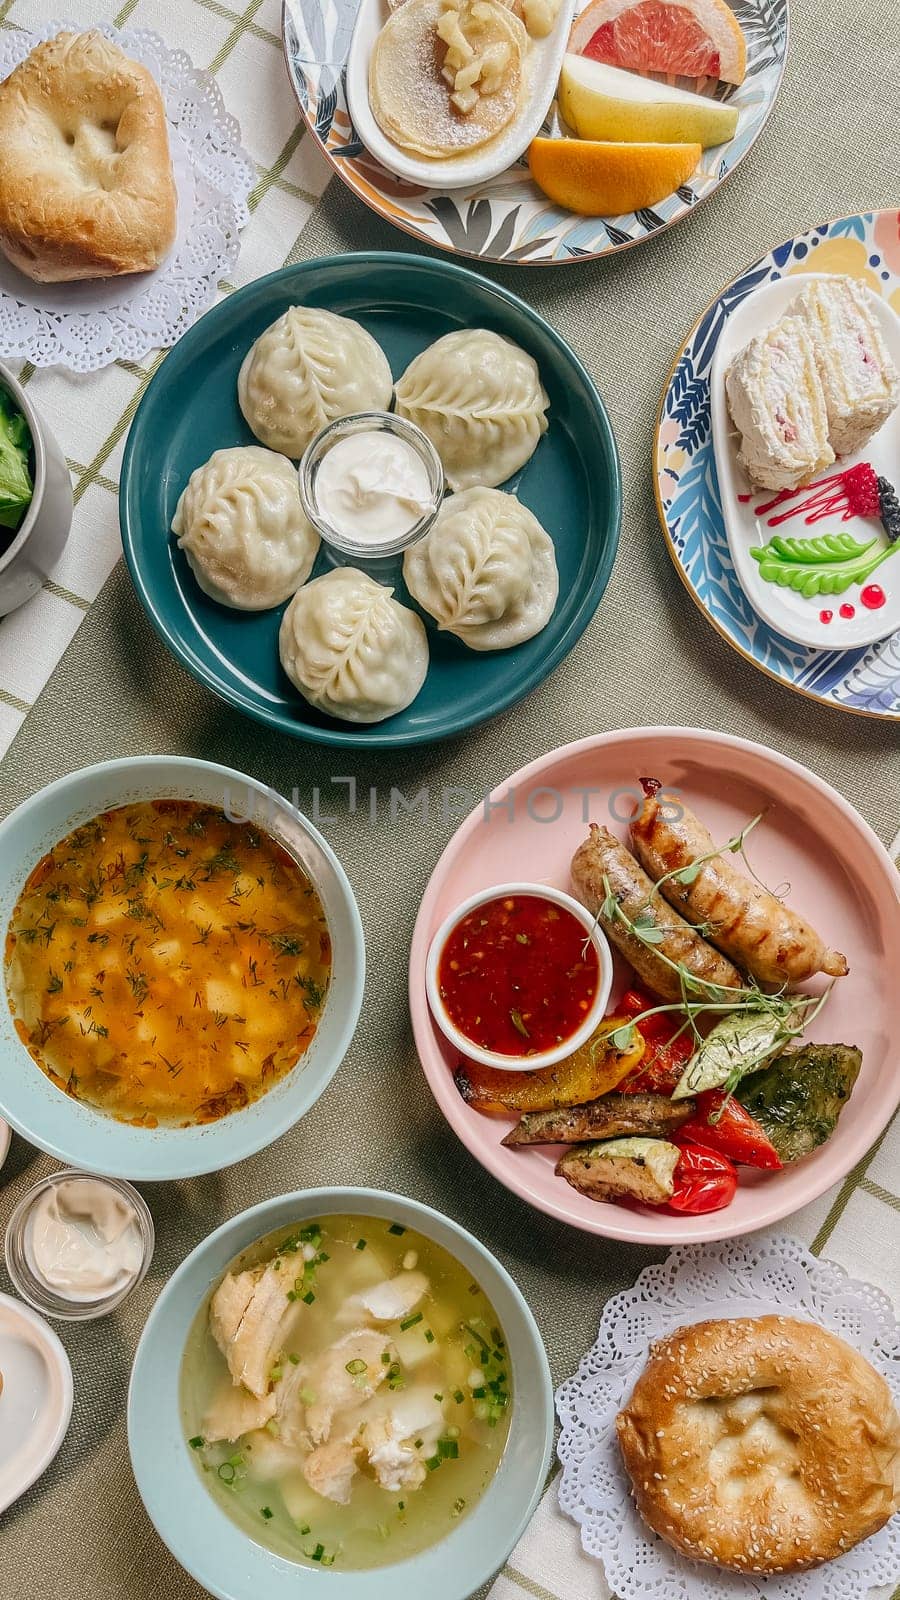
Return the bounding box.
[403,486,558,650]
[394,329,549,491]
[171,446,320,610]
[279,567,429,723]
[238,307,393,458]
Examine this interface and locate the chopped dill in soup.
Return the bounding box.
[4,800,331,1126]
[180,1215,512,1569]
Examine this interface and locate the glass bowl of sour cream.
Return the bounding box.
[5,1170,154,1321]
[299,411,445,560]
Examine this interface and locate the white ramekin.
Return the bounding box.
[424,882,613,1073]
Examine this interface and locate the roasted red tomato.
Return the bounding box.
[618,987,694,1096]
[667,1141,738,1214]
[678,1091,782,1170]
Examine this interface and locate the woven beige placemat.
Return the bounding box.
[2,0,899,1592]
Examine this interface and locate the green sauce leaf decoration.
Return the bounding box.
[750,531,898,597]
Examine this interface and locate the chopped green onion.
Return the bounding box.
[217,1463,235,1483]
[414,1438,423,1449]
[355,1239,367,1251]
[472,1386,486,1399]
[388,1223,406,1236]
[397,1501,405,1512]
[188,1436,204,1450]
[451,1497,467,1518]
[400,1312,423,1331]
[270,1364,283,1382]
[261,1507,273,1520]
[438,1438,459,1459]
[302,1290,315,1304]
[306,1543,325,1563]
[288,1352,300,1365]
[300,1387,316,1404]
[345,1358,367,1375]
[425,1455,442,1471]
[434,1392,444,1402]
[298,1523,310,1536]
[424,1329,435,1344]
[453,1389,465,1404]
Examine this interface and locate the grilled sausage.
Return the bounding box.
[630,789,848,986]
[571,824,743,1002]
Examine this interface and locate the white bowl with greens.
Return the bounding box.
[0,362,73,615]
[128,1187,553,1599]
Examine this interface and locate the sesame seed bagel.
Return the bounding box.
[616,1316,900,1574]
[0,31,176,282]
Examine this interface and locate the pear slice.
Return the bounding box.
[559,54,739,148]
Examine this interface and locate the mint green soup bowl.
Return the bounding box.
[128,1187,553,1599]
[0,756,364,1180]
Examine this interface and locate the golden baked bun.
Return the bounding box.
[617,1316,900,1574]
[0,31,176,282]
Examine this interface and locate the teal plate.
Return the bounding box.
[120,253,621,749]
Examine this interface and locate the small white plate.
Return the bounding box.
[346,0,577,190]
[710,272,900,650]
[0,1292,73,1513]
[0,1121,10,1174]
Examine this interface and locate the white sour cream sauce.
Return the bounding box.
[26,1178,143,1302]
[315,430,433,544]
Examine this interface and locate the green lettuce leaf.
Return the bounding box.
[0,387,34,531]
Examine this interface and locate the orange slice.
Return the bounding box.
[569,0,747,85]
[528,136,701,214]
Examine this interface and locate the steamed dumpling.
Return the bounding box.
[171,446,319,610]
[279,567,429,723]
[394,329,549,491]
[403,486,558,650]
[238,307,394,458]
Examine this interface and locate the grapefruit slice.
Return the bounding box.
[559,54,739,145]
[528,136,701,214]
[569,0,747,84]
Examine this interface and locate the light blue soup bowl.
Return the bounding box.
[129,1187,554,1600]
[0,757,364,1180]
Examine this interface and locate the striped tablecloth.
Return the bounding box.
[0,0,330,754]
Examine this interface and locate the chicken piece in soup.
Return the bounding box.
[181,1215,512,1569]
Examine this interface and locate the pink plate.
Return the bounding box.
[409,728,900,1244]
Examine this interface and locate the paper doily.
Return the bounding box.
[0,21,254,370]
[556,1236,900,1600]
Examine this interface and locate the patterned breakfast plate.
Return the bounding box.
[655,210,900,720]
[281,0,788,266]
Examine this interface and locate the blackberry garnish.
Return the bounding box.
[877,475,900,543]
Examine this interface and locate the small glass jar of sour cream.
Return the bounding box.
[299,411,445,561]
[5,1170,154,1321]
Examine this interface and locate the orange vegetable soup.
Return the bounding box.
[4,800,332,1126]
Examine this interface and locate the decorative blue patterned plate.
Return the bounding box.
[655,210,900,720]
[120,253,621,748]
[282,0,788,266]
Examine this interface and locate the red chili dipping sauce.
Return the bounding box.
[438,894,600,1057]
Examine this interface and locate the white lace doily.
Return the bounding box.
[556,1236,900,1600]
[0,21,254,370]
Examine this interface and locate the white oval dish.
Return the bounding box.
[710,272,900,651]
[346,0,578,191]
[425,881,613,1071]
[0,1120,10,1174]
[0,1291,73,1513]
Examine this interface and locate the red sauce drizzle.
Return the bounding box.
[861,583,887,610]
[753,463,880,528]
[438,894,599,1057]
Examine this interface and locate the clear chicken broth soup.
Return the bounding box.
[180,1214,512,1570]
